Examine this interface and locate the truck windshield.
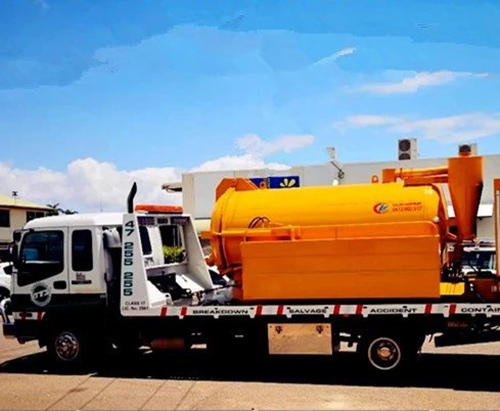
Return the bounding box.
[462,250,496,271]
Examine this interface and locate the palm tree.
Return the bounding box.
[46,203,61,216]
[46,203,78,216]
[62,209,78,215]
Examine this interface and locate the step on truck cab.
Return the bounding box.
[2,152,500,374]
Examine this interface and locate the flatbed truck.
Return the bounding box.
[1,150,500,373]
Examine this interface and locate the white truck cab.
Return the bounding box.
[15,213,121,302]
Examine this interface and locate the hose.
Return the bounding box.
[248,216,270,229]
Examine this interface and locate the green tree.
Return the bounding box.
[46,203,60,216]
[46,203,78,216]
[61,208,78,215]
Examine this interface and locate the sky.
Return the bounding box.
[1,0,500,211]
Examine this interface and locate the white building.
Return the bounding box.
[164,141,499,240]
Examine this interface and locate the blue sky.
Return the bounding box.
[1,0,500,210]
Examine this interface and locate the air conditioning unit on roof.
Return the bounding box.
[458,143,478,156]
[398,138,418,161]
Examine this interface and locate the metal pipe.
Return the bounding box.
[398,166,448,179]
[127,182,137,213]
[382,166,448,183]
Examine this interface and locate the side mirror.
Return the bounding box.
[13,230,22,243]
[8,243,19,269]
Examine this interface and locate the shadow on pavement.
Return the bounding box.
[1,349,499,393]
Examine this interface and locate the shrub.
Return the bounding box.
[163,246,185,263]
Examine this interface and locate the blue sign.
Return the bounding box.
[250,176,300,189]
[250,177,266,188]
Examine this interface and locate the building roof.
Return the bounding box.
[0,194,51,210]
[24,213,124,229]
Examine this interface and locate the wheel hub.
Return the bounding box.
[368,337,401,371]
[377,346,393,360]
[55,332,80,361]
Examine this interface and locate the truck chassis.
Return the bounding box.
[3,299,500,373]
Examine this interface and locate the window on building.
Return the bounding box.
[72,230,93,272]
[139,226,152,255]
[18,230,64,287]
[0,210,10,228]
[26,211,46,222]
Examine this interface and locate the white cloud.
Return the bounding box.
[358,71,486,94]
[1,134,310,212]
[343,115,402,127]
[236,133,314,158]
[341,112,500,143]
[191,154,289,172]
[311,47,356,67]
[389,113,500,142]
[0,159,183,213]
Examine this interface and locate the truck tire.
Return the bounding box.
[47,326,101,366]
[357,332,419,374]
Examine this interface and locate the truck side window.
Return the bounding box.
[18,230,64,287]
[139,226,152,256]
[72,230,93,272]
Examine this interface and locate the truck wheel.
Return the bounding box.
[47,327,97,365]
[358,334,407,373]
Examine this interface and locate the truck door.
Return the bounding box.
[13,228,69,310]
[68,228,102,294]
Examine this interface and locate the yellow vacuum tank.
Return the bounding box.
[209,180,447,301]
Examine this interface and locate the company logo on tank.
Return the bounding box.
[373,203,389,214]
[373,202,423,214]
